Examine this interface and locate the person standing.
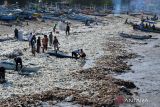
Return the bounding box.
[32,40,36,56]
[124,18,128,24]
[31,35,36,49]
[95,17,98,25]
[30,35,36,56]
[85,20,90,26]
[66,23,70,35]
[28,33,33,47]
[37,37,41,53]
[14,28,18,39]
[42,35,48,53]
[0,66,5,83]
[53,36,60,51]
[53,24,57,33]
[49,32,53,46]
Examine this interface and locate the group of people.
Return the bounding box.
[28,32,60,56]
[27,23,71,56]
[140,15,158,30]
[146,14,158,21]
[139,20,156,30]
[0,22,86,84]
[53,22,70,36]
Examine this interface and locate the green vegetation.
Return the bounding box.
[69,0,113,6]
[2,0,113,6]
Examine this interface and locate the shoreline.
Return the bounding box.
[115,32,160,107]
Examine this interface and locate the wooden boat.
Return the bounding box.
[68,14,94,22]
[47,50,73,58]
[0,62,15,70]
[0,61,40,75]
[0,13,17,21]
[119,32,152,40]
[133,24,160,33]
[42,15,60,20]
[19,11,34,20]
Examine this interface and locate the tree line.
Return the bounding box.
[1,0,114,6]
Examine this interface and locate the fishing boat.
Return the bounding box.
[42,13,60,20]
[0,13,17,21]
[133,24,160,33]
[18,11,34,20]
[119,32,152,40]
[0,61,40,75]
[68,13,94,22]
[0,5,20,21]
[47,50,73,58]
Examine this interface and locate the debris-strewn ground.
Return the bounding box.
[2,14,157,106]
[0,67,136,107]
[97,38,137,73]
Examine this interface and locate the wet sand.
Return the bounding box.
[117,33,160,107]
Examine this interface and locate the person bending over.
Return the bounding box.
[14,57,23,71]
[80,49,86,59]
[72,49,86,59]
